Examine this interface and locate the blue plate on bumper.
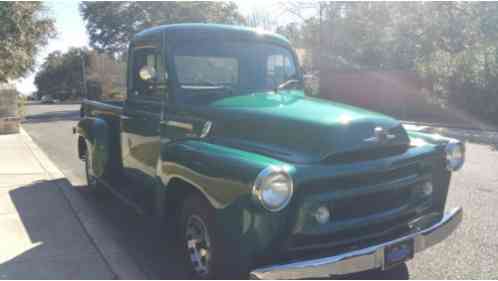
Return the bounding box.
[384,239,414,269]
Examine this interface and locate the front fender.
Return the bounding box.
[157,140,288,209]
[77,117,110,177]
[157,140,296,259]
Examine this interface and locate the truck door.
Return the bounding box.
[121,36,167,193]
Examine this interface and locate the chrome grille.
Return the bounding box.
[285,163,430,254]
[304,164,419,193]
[332,187,413,220]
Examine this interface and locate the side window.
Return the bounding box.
[266,54,297,88]
[131,46,167,99]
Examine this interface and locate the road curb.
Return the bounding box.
[19,127,147,280]
[20,128,65,180]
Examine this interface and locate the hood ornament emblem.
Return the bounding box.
[364,126,396,144]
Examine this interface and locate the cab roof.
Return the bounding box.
[134,23,291,47]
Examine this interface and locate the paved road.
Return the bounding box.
[22,103,498,279]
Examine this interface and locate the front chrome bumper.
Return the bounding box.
[250,207,463,279]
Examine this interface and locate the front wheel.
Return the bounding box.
[84,150,98,191]
[180,193,248,279]
[83,150,107,195]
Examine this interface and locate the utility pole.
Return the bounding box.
[80,50,88,100]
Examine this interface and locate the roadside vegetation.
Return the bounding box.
[79,2,245,55]
[34,2,245,101]
[0,2,54,121]
[6,2,498,127]
[34,48,126,101]
[277,2,498,126]
[0,2,54,83]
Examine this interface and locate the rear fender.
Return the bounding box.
[76,117,110,177]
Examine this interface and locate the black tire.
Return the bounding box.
[180,193,248,279]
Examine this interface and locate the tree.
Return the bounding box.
[35,48,91,100]
[0,2,55,82]
[276,23,303,47]
[80,1,245,55]
[413,3,498,122]
[35,48,126,100]
[86,50,126,99]
[278,2,498,125]
[246,9,277,31]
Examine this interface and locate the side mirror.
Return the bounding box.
[139,65,157,82]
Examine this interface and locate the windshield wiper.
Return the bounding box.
[274,79,301,94]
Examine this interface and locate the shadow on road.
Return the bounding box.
[341,263,409,280]
[71,182,189,279]
[300,262,409,280]
[0,179,113,279]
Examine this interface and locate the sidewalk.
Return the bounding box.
[0,129,143,279]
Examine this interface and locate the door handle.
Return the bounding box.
[161,120,194,131]
[121,115,131,120]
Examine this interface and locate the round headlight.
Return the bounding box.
[415,181,433,197]
[314,206,331,224]
[421,181,433,196]
[252,166,293,212]
[445,139,465,171]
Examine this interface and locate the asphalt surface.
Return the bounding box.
[22,103,498,279]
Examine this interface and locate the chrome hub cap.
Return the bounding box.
[186,215,211,277]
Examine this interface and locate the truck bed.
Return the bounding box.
[83,99,124,114]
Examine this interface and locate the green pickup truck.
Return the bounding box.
[75,24,464,279]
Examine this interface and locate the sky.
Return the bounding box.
[15,0,295,95]
[15,1,88,95]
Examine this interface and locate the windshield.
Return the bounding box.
[172,41,299,105]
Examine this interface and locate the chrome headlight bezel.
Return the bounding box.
[252,166,294,212]
[445,139,465,171]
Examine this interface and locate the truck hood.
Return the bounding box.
[193,91,409,164]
